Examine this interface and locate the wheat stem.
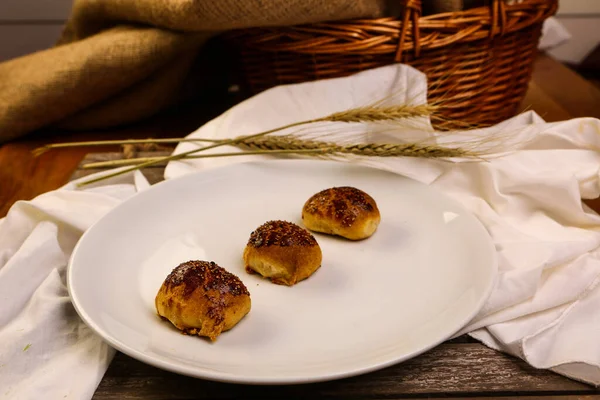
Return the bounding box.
[83,132,477,172]
[75,120,313,187]
[31,137,221,157]
[81,149,330,169]
[83,140,473,172]
[82,157,171,168]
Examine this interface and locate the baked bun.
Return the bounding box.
[243,220,322,286]
[302,186,380,240]
[155,260,251,341]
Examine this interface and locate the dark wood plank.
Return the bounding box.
[519,80,573,123]
[0,98,223,218]
[93,345,597,400]
[529,55,600,120]
[0,140,99,218]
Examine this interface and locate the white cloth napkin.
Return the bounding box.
[1,64,600,400]
[539,17,572,51]
[164,65,600,386]
[0,171,148,399]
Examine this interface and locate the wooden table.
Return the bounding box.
[2,53,600,398]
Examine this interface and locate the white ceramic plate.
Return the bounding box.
[68,159,497,385]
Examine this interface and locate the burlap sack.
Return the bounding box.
[0,0,387,142]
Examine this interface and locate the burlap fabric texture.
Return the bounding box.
[0,0,388,142]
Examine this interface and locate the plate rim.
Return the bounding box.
[67,158,498,385]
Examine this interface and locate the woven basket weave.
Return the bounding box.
[224,0,558,129]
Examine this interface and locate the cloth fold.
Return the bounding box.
[0,172,147,400]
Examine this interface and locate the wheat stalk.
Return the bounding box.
[239,135,473,158]
[81,149,329,168]
[73,103,438,187]
[31,137,220,157]
[81,134,476,169]
[74,120,316,186]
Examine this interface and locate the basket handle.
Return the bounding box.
[393,0,506,62]
[490,0,507,38]
[394,0,422,62]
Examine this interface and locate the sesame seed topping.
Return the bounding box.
[164,260,250,297]
[303,186,376,227]
[247,220,318,248]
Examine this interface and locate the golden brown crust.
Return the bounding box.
[155,261,251,341]
[243,220,322,286]
[302,186,381,240]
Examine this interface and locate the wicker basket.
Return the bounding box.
[224,0,558,129]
